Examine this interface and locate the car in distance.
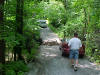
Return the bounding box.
[37,20,47,28]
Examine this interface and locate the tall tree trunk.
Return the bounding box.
[16,0,23,34]
[0,0,5,74]
[61,0,69,10]
[14,0,24,60]
[83,8,88,41]
[0,0,5,63]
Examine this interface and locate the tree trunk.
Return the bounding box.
[16,0,23,34]
[14,0,24,60]
[0,0,5,63]
[62,0,69,9]
[83,8,88,41]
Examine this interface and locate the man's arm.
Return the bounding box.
[79,40,82,48]
[79,40,82,50]
[68,40,71,48]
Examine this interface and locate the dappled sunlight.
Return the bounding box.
[41,28,60,43]
[90,63,97,66]
[45,53,57,57]
[41,52,57,57]
[79,64,91,68]
[40,45,59,58]
[44,35,59,40]
[44,47,55,50]
[79,62,100,71]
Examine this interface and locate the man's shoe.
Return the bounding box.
[74,66,77,71]
[72,64,74,67]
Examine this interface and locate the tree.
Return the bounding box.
[14,0,24,60]
[0,0,5,63]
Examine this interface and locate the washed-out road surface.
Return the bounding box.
[26,27,100,75]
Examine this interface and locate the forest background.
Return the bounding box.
[0,0,100,75]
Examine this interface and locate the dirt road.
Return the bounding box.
[26,28,100,75]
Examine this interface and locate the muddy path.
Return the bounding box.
[26,27,100,75]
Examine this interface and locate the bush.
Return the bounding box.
[5,70,16,75]
[4,61,29,75]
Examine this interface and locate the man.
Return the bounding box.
[68,33,82,71]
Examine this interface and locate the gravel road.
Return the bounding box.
[26,27,100,75]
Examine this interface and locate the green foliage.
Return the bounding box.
[4,61,29,72]
[4,0,41,62]
[45,1,67,27]
[17,71,24,75]
[22,0,42,62]
[22,39,39,62]
[0,63,3,74]
[4,61,29,75]
[5,70,16,75]
[86,33,100,63]
[31,1,67,27]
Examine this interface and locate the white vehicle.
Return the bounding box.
[37,20,47,28]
